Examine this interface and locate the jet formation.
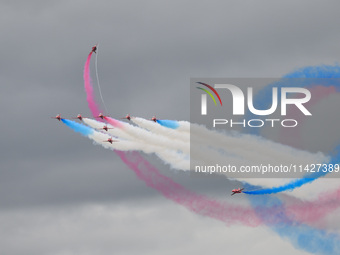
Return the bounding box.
[53,113,245,196]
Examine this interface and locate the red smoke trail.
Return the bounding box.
[286,186,340,224]
[84,52,101,118]
[116,150,261,226]
[83,51,261,226]
[104,116,124,129]
[83,50,340,227]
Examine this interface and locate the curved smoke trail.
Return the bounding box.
[83,48,339,206]
[61,118,261,226]
[82,49,339,225]
[84,52,101,118]
[243,151,339,195]
[77,49,340,254]
[244,65,340,254]
[94,44,109,115]
[61,117,340,228]
[133,115,337,196]
[249,195,340,255]
[248,65,340,137]
[82,50,262,226]
[240,66,340,194]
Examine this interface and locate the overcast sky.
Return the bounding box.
[1,1,340,254]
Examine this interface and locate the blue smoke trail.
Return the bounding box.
[284,65,340,79]
[248,65,340,136]
[244,145,340,195]
[257,65,340,108]
[61,119,94,136]
[244,67,340,253]
[241,65,340,195]
[243,173,322,195]
[156,120,180,129]
[249,195,340,255]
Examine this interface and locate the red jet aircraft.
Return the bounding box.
[102,125,113,131]
[52,114,61,121]
[97,113,107,119]
[231,188,244,196]
[92,44,97,53]
[121,114,131,121]
[72,114,83,121]
[104,137,117,144]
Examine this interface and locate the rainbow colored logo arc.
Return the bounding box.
[196,82,223,106]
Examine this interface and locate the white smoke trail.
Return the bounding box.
[131,117,189,142]
[86,117,190,155]
[67,118,336,197]
[81,118,190,170]
[80,117,335,195]
[189,122,328,166]
[83,118,261,171]
[118,117,334,192]
[132,117,328,167]
[83,116,330,182]
[94,44,109,115]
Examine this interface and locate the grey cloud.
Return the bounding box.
[1,0,340,254]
